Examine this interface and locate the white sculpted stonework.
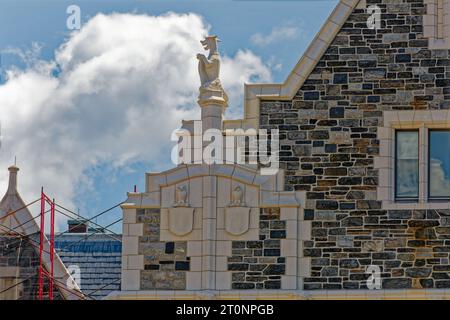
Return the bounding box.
[168,207,195,237]
[115,35,304,299]
[224,207,250,236]
[174,185,189,207]
[168,185,194,236]
[225,186,250,236]
[196,36,228,106]
[230,186,244,207]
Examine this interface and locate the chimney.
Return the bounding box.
[67,219,89,233]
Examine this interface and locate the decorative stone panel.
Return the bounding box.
[120,164,303,292]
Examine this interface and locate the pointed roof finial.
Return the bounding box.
[7,163,19,195]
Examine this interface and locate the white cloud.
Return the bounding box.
[0,12,272,229]
[222,50,272,118]
[251,24,302,47]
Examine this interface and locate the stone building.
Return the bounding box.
[0,166,82,299]
[0,165,120,300]
[110,0,450,299]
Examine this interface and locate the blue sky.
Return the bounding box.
[0,0,337,82]
[0,0,337,232]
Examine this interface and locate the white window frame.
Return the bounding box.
[376,110,450,210]
[394,129,421,201]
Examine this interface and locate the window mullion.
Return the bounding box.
[419,126,427,203]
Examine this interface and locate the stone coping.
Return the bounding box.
[105,289,450,300]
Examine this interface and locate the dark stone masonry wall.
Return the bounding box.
[228,208,286,289]
[137,209,190,290]
[0,235,63,299]
[260,0,450,289]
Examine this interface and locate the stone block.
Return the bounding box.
[339,259,359,269]
[329,131,351,144]
[382,278,411,289]
[337,236,354,247]
[361,240,384,252]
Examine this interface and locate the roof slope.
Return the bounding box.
[54,233,122,299]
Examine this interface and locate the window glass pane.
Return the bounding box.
[429,130,450,198]
[396,131,419,199]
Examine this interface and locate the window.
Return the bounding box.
[377,111,450,207]
[395,130,419,200]
[429,130,450,199]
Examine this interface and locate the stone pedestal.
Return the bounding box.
[198,86,228,134]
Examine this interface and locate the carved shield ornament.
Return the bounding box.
[168,207,195,236]
[225,207,250,236]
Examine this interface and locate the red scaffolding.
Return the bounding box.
[0,183,124,300]
[38,188,55,300]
